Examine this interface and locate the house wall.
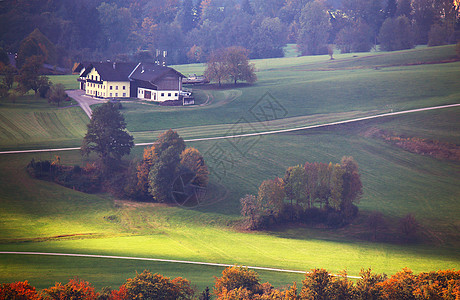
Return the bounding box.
[85,69,130,98]
[106,81,130,98]
[138,87,180,101]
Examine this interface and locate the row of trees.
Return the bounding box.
[2,266,459,299]
[2,0,458,66]
[241,156,362,229]
[30,102,209,203]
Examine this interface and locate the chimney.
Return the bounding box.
[113,62,116,70]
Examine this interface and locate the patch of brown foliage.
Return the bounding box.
[365,128,460,161]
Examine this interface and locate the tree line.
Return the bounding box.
[1,0,458,67]
[241,156,362,229]
[1,266,459,299]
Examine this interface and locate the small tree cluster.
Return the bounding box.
[213,267,460,300]
[204,46,257,86]
[135,129,209,202]
[241,156,363,230]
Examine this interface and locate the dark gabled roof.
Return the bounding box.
[73,61,90,74]
[78,62,184,83]
[129,63,185,84]
[81,62,138,81]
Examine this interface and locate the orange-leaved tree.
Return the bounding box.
[136,144,158,198]
[123,270,194,299]
[41,278,99,300]
[214,266,261,298]
[0,281,40,300]
[180,147,209,187]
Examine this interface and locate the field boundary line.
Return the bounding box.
[0,251,360,279]
[1,103,459,154]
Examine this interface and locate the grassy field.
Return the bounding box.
[0,45,459,291]
[121,45,459,138]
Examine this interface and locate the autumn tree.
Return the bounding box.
[354,268,386,300]
[81,102,134,172]
[214,266,261,297]
[377,268,416,300]
[204,47,257,86]
[301,268,332,300]
[256,177,286,225]
[123,270,194,299]
[180,147,209,187]
[16,55,50,96]
[297,1,331,55]
[42,278,99,300]
[204,49,229,86]
[0,281,40,300]
[148,129,186,202]
[47,83,67,106]
[137,144,158,198]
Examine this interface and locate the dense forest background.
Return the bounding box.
[0,0,459,68]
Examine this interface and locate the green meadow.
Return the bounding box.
[0,45,459,291]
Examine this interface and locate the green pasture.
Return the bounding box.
[0,95,88,151]
[0,45,459,290]
[124,45,459,135]
[1,106,459,289]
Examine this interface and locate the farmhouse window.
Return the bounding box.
[175,93,178,96]
[168,93,171,97]
[161,93,164,97]
[123,93,126,97]
[110,93,112,97]
[145,91,151,99]
[116,86,118,90]
[123,86,126,90]
[110,86,113,90]
[115,93,118,97]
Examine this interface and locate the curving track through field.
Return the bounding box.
[0,103,459,155]
[0,251,360,278]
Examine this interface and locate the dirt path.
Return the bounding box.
[66,90,106,119]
